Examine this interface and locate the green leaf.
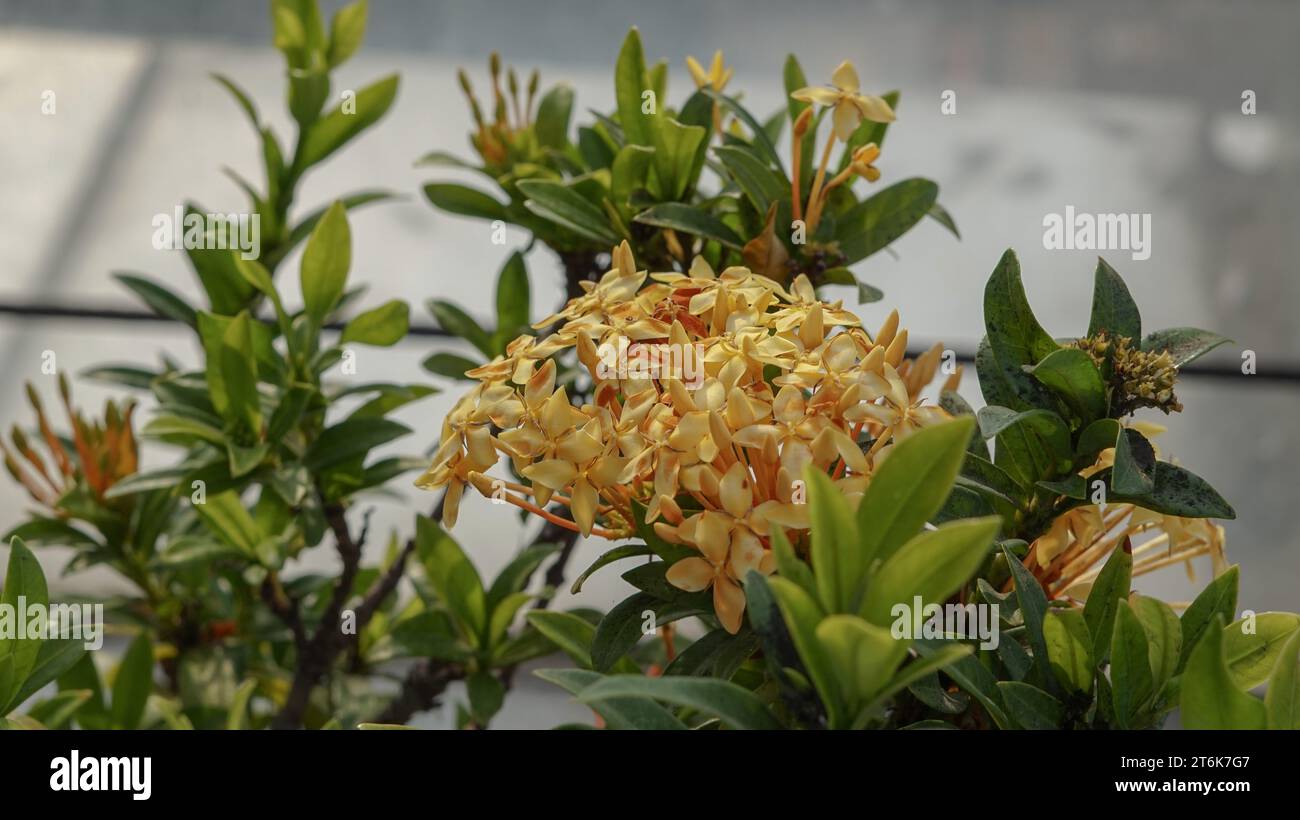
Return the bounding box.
[1044,609,1093,694]
[1026,347,1107,425]
[421,352,481,380]
[1111,428,1156,496]
[614,28,653,147]
[466,671,505,724]
[300,201,351,323]
[633,203,744,250]
[704,90,784,172]
[838,178,938,263]
[534,668,686,730]
[856,417,974,565]
[525,610,596,669]
[226,678,258,729]
[570,543,655,594]
[326,0,367,68]
[610,144,655,207]
[114,272,197,327]
[977,406,1071,489]
[816,615,907,717]
[576,675,782,730]
[1180,615,1266,729]
[1131,595,1182,694]
[981,249,1058,410]
[535,84,575,149]
[299,73,399,169]
[766,576,840,727]
[1109,600,1153,728]
[861,517,1001,626]
[194,491,262,557]
[0,537,48,710]
[914,637,1012,728]
[1113,462,1235,520]
[927,202,960,238]
[486,543,560,612]
[767,526,816,600]
[1083,543,1132,664]
[494,251,530,341]
[650,117,706,200]
[303,417,410,471]
[715,145,786,216]
[415,517,486,643]
[1179,565,1239,673]
[341,299,409,346]
[802,467,862,614]
[518,180,620,245]
[219,311,263,433]
[422,183,508,221]
[1087,257,1141,341]
[1265,629,1300,729]
[1223,612,1300,690]
[1141,327,1232,367]
[427,300,494,358]
[1002,542,1054,690]
[997,681,1063,729]
[110,633,153,729]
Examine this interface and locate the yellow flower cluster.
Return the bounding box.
[418,242,959,632]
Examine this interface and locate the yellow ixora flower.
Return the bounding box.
[791,59,894,141]
[685,50,733,93]
[419,241,958,634]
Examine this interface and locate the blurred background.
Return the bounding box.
[1,0,1297,726]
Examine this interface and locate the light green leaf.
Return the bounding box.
[1044,609,1093,694]
[1265,629,1300,729]
[1087,257,1141,341]
[861,517,1000,627]
[1027,347,1107,424]
[326,0,367,68]
[110,633,153,730]
[300,201,351,323]
[341,299,409,346]
[299,74,399,169]
[1223,612,1300,690]
[1181,614,1266,729]
[415,517,486,644]
[576,675,782,730]
[1110,600,1153,728]
[856,416,975,565]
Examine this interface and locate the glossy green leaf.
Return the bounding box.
[299,73,399,169]
[1109,600,1153,728]
[1027,347,1107,424]
[1083,543,1132,664]
[633,203,744,250]
[856,417,975,565]
[861,517,1001,626]
[1087,257,1141,341]
[300,201,351,323]
[1223,612,1300,690]
[1265,629,1300,729]
[1178,565,1239,674]
[1141,327,1232,367]
[423,183,508,221]
[341,299,409,346]
[576,674,782,730]
[519,180,620,245]
[838,178,938,263]
[1044,609,1093,694]
[1180,614,1266,729]
[110,633,153,730]
[997,680,1063,729]
[415,516,486,643]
